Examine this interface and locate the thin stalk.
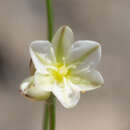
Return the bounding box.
[43,103,49,130]
[45,0,54,41]
[43,0,55,130]
[43,95,56,130]
[48,95,56,130]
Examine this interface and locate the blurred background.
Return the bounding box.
[0,0,130,130]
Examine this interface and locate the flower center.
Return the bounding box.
[48,64,71,83]
[53,64,70,82]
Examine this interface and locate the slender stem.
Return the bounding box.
[43,95,56,130]
[43,0,55,130]
[45,0,54,41]
[43,103,49,130]
[48,95,56,130]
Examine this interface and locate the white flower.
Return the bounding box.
[20,26,104,108]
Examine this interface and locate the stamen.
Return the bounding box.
[46,65,57,71]
[47,63,71,83]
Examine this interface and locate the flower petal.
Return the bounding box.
[30,40,55,73]
[52,78,80,108]
[70,70,104,92]
[52,26,74,62]
[34,72,55,91]
[20,76,50,101]
[67,40,101,71]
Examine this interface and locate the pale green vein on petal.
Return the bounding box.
[35,52,49,65]
[70,75,100,87]
[55,27,66,62]
[71,45,99,65]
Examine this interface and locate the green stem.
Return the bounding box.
[48,95,56,130]
[43,103,49,130]
[43,95,56,130]
[45,0,54,41]
[43,0,55,130]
